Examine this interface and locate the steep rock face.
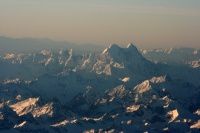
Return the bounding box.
[14,121,27,129]
[102,43,144,63]
[126,104,140,113]
[190,60,200,68]
[107,85,127,99]
[190,120,200,129]
[32,103,53,117]
[167,109,179,122]
[9,98,54,118]
[132,80,158,104]
[93,44,157,79]
[133,80,151,94]
[10,98,39,116]
[150,75,166,84]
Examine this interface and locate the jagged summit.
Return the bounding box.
[109,43,120,49]
[102,43,121,55]
[93,43,156,76]
[126,43,139,52]
[102,43,141,57]
[127,43,136,48]
[101,43,145,63]
[102,44,119,58]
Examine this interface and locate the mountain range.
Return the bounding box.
[0,43,199,133]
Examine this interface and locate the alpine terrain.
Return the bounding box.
[0,43,200,133]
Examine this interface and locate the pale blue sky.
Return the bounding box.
[0,0,200,48]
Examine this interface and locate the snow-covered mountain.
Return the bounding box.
[141,47,200,68]
[93,43,157,77]
[0,44,200,132]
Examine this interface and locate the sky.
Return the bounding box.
[0,0,200,48]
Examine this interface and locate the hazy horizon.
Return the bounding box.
[0,1,200,132]
[1,0,200,48]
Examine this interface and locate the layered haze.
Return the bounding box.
[0,0,200,48]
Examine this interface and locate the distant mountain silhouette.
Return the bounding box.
[0,36,104,54]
